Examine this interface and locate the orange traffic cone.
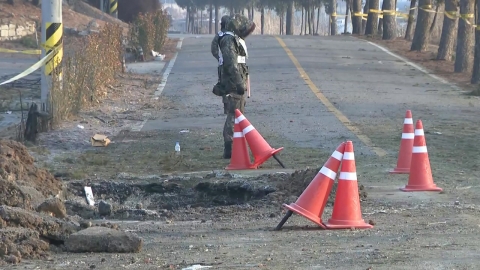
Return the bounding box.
[283,142,345,229]
[235,110,284,167]
[226,113,256,170]
[390,110,415,174]
[325,141,373,230]
[400,120,442,192]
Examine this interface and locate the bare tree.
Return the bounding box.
[404,0,417,40]
[410,0,434,51]
[382,0,396,39]
[436,0,458,60]
[365,0,380,36]
[471,0,480,83]
[454,0,475,72]
[352,0,362,34]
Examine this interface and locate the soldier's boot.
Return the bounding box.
[223,102,228,114]
[223,142,232,159]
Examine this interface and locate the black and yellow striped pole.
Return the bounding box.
[109,0,118,18]
[40,0,63,112]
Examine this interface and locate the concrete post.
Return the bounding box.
[40,0,63,113]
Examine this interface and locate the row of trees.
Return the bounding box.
[175,0,480,87]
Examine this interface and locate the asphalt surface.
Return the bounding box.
[142,34,466,157]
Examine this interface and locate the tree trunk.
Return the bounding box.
[301,7,304,35]
[471,0,480,83]
[454,0,475,72]
[261,8,265,34]
[404,0,417,40]
[305,7,308,34]
[436,0,458,60]
[280,13,284,35]
[316,6,321,34]
[200,11,203,34]
[410,0,434,51]
[311,5,316,34]
[214,3,219,33]
[344,0,350,33]
[429,4,442,34]
[365,0,380,36]
[352,0,362,34]
[251,4,255,20]
[305,5,312,35]
[186,6,190,33]
[382,0,396,39]
[362,0,369,34]
[209,2,213,34]
[286,1,294,35]
[331,0,338,35]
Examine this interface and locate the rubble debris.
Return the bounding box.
[0,206,81,242]
[36,198,68,218]
[0,227,49,261]
[65,227,143,253]
[65,200,96,220]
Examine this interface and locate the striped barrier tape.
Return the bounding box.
[0,46,59,86]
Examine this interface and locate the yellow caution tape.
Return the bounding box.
[0,46,59,86]
[0,48,41,55]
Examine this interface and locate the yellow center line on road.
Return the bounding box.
[275,36,388,157]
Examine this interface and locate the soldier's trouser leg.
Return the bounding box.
[222,94,245,159]
[222,95,228,114]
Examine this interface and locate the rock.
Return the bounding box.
[5,255,20,264]
[36,197,67,218]
[0,206,80,241]
[65,200,96,219]
[112,208,160,221]
[98,201,112,216]
[135,203,143,210]
[65,227,143,253]
[80,220,92,228]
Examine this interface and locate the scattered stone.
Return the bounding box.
[36,197,67,218]
[65,227,143,253]
[135,203,143,210]
[113,208,160,221]
[80,220,92,228]
[65,200,96,219]
[98,201,112,216]
[5,255,20,264]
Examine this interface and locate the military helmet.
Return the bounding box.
[220,15,231,30]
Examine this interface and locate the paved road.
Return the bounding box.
[142,34,472,157]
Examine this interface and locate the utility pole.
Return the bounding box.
[109,0,118,18]
[40,0,63,113]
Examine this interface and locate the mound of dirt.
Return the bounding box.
[274,168,368,205]
[0,140,64,205]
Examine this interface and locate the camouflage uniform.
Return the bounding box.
[212,14,256,159]
[210,15,231,114]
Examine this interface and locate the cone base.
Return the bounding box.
[400,184,443,192]
[225,163,257,170]
[283,203,326,229]
[389,167,410,174]
[252,147,284,168]
[324,219,373,230]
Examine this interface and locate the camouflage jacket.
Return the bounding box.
[212,14,255,96]
[210,32,223,65]
[218,32,248,95]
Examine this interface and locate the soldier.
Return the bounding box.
[212,14,256,159]
[210,15,231,114]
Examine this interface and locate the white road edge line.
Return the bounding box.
[366,41,464,92]
[131,37,185,132]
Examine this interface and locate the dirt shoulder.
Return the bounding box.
[357,35,477,92]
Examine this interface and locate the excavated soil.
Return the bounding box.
[0,140,71,265]
[0,140,64,207]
